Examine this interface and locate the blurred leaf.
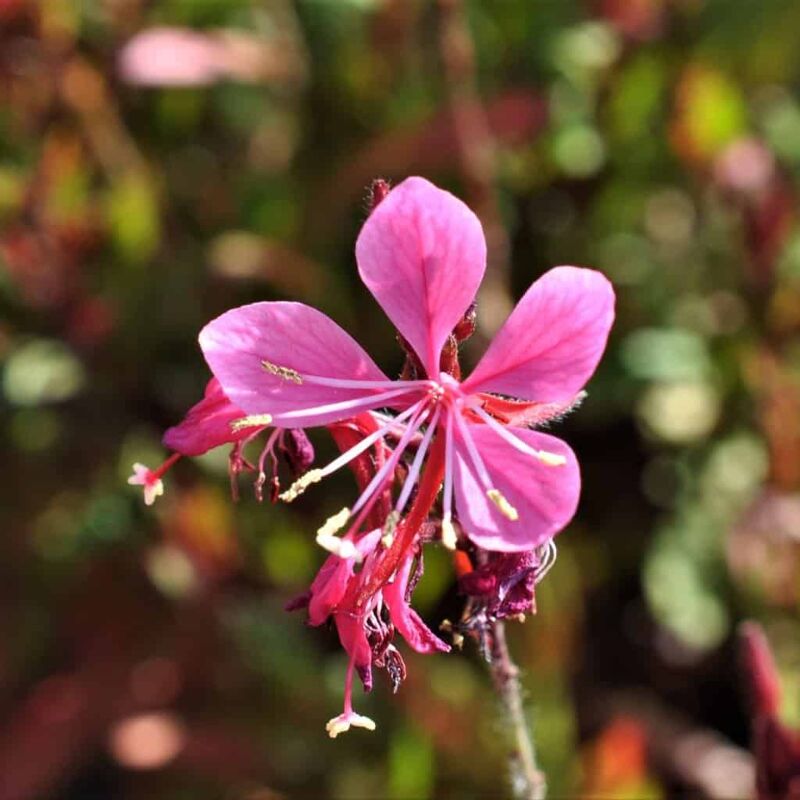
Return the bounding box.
[609,54,666,144]
[622,328,711,381]
[2,338,86,406]
[389,725,434,800]
[671,66,747,163]
[104,172,160,264]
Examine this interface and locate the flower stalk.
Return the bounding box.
[489,620,546,800]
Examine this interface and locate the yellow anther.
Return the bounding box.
[381,511,400,548]
[441,516,458,550]
[317,507,350,539]
[316,533,359,561]
[487,489,519,521]
[261,359,303,384]
[279,469,322,502]
[316,508,357,560]
[230,413,273,432]
[535,449,566,467]
[325,712,376,738]
[452,632,465,650]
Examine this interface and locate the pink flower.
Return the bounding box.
[142,176,615,734]
[199,176,615,553]
[117,26,304,88]
[118,28,231,87]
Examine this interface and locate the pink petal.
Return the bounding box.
[462,267,615,402]
[384,554,450,654]
[307,531,381,626]
[308,555,350,627]
[199,302,396,428]
[118,27,226,87]
[356,177,486,377]
[162,378,249,456]
[453,424,580,552]
[334,613,373,692]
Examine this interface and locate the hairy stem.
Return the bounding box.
[489,620,546,800]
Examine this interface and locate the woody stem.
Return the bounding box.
[489,620,546,800]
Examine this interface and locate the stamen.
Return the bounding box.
[350,406,430,517]
[394,405,441,514]
[316,535,358,561]
[298,374,434,391]
[319,401,422,480]
[230,413,273,433]
[256,429,281,491]
[279,468,322,502]
[441,516,458,550]
[381,510,400,548]
[261,359,302,384]
[441,411,455,525]
[316,507,359,561]
[278,403,424,507]
[472,406,566,466]
[453,412,492,490]
[275,385,421,422]
[487,488,519,521]
[317,506,351,539]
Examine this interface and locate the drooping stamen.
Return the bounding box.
[317,507,351,539]
[279,401,423,503]
[350,405,430,517]
[255,429,281,501]
[316,507,358,560]
[230,413,273,433]
[471,405,566,466]
[394,405,441,515]
[454,412,520,523]
[279,468,323,502]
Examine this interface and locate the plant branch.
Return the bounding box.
[489,620,547,800]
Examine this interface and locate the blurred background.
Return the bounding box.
[2,0,800,797]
